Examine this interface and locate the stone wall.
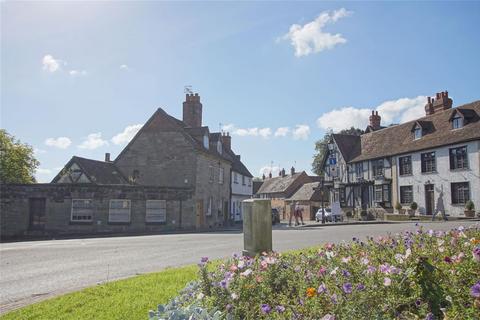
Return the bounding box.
[0,184,194,240]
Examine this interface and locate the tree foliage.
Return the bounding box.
[311,127,364,176]
[0,129,39,184]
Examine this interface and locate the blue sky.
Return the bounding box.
[2,1,480,182]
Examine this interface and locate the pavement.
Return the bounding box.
[0,220,477,314]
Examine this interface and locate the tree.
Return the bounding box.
[311,127,364,176]
[0,129,39,184]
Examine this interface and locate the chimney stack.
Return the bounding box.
[268,172,272,179]
[290,166,295,175]
[183,93,202,127]
[221,132,231,150]
[281,168,286,177]
[262,174,266,180]
[369,110,381,130]
[425,91,452,116]
[105,153,111,162]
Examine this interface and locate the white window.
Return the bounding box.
[206,197,213,216]
[219,167,224,184]
[71,199,93,222]
[452,116,463,129]
[234,172,238,184]
[146,200,166,223]
[203,134,209,149]
[209,166,214,183]
[109,199,131,223]
[414,127,422,140]
[242,175,246,185]
[248,178,251,187]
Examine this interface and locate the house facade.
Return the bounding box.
[1,93,252,239]
[322,91,480,218]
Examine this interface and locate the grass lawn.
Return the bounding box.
[1,265,198,320]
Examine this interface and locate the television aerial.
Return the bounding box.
[184,85,193,94]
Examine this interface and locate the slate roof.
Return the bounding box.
[253,180,264,195]
[350,100,480,162]
[257,172,304,194]
[52,156,128,184]
[287,182,323,201]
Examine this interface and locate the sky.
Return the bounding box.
[2,1,480,182]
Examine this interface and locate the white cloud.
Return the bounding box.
[259,165,280,177]
[292,124,310,140]
[111,124,143,145]
[316,95,428,132]
[69,70,87,76]
[36,168,52,175]
[224,125,272,139]
[120,64,131,71]
[281,8,352,57]
[42,54,63,72]
[45,137,72,149]
[274,127,290,137]
[78,133,108,150]
[34,148,47,155]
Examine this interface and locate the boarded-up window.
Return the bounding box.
[146,200,167,223]
[109,199,131,223]
[71,199,93,221]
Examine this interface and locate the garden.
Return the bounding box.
[150,224,480,320]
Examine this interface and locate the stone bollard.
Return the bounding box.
[242,199,272,256]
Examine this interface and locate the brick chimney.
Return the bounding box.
[268,172,272,179]
[183,93,202,127]
[290,166,295,175]
[105,153,111,162]
[281,168,286,177]
[425,91,452,115]
[369,111,381,130]
[221,132,231,150]
[262,174,266,180]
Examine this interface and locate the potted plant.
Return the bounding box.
[394,202,404,215]
[464,200,475,218]
[409,202,418,217]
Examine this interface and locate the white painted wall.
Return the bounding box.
[231,171,253,221]
[396,140,480,217]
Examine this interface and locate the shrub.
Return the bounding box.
[153,225,480,319]
[465,200,475,211]
[410,202,418,211]
[394,202,402,211]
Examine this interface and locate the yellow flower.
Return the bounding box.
[306,287,317,298]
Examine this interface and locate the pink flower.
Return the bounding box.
[229,265,238,272]
[384,277,392,286]
[318,266,327,277]
[341,256,352,263]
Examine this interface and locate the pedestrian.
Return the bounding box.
[295,202,305,225]
[432,192,448,221]
[289,202,298,226]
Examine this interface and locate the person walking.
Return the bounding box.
[295,202,305,225]
[288,202,298,226]
[432,192,448,221]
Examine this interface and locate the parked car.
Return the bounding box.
[272,208,280,224]
[315,208,343,222]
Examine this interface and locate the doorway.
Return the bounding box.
[425,184,435,215]
[29,198,46,230]
[196,200,204,229]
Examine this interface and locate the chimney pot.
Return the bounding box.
[182,92,203,127]
[290,166,295,175]
[262,174,266,180]
[105,153,111,162]
[268,172,272,179]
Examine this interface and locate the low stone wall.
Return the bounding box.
[0,183,195,240]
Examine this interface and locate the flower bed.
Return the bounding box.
[149,225,480,319]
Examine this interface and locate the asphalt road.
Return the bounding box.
[0,220,477,314]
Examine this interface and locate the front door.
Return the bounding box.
[425,184,434,215]
[361,185,369,210]
[196,200,204,229]
[29,198,46,230]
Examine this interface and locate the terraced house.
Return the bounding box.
[322,92,480,217]
[1,93,251,239]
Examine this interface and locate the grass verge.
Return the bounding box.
[1,265,198,320]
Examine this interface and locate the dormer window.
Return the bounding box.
[452,115,463,129]
[203,134,209,149]
[414,127,422,140]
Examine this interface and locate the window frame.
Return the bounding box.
[219,167,224,184]
[209,165,214,183]
[399,156,412,176]
[451,182,470,205]
[206,197,213,216]
[452,116,463,129]
[145,200,167,223]
[449,146,468,170]
[355,162,363,178]
[421,152,436,173]
[108,199,131,223]
[414,127,422,140]
[399,186,413,204]
[71,199,93,222]
[372,159,384,178]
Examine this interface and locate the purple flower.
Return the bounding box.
[200,256,209,263]
[226,304,233,312]
[318,283,327,294]
[261,304,272,314]
[471,281,480,298]
[415,299,421,307]
[356,283,365,291]
[443,256,452,263]
[330,293,338,304]
[342,269,351,277]
[220,279,227,288]
[425,313,434,320]
[366,265,376,274]
[342,282,353,294]
[473,246,480,262]
[275,305,286,313]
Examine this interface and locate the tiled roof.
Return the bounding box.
[53,156,128,184]
[287,182,323,201]
[257,172,303,194]
[351,100,480,162]
[332,134,361,162]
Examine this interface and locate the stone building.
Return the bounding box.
[322,92,480,218]
[1,93,251,239]
[285,181,329,221]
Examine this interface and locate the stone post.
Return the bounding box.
[242,199,272,256]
